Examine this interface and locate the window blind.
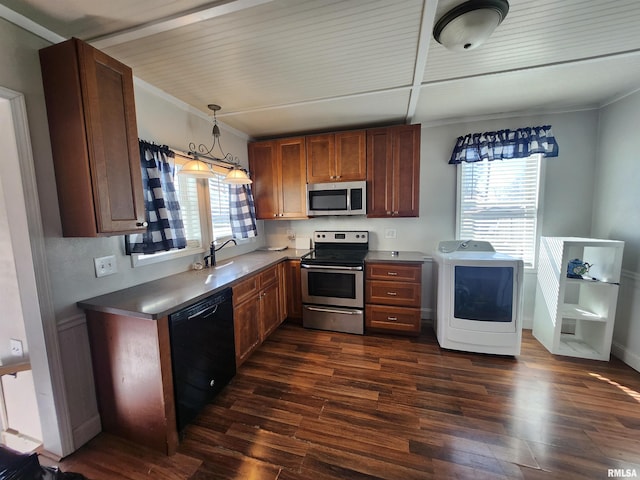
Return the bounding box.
[458,154,541,267]
[208,174,233,240]
[175,172,202,248]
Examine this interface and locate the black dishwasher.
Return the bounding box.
[168,287,235,432]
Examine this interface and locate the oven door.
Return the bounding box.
[301,264,363,308]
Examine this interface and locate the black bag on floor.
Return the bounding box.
[0,446,88,480]
[0,446,42,480]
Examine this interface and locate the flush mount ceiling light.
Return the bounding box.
[433,0,509,51]
[183,104,252,184]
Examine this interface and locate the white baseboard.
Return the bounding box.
[611,341,640,373]
[72,414,101,450]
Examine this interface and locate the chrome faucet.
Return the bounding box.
[203,239,237,267]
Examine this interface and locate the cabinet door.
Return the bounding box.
[366,127,394,217]
[306,134,335,183]
[234,298,261,367]
[277,138,307,218]
[249,141,279,219]
[40,38,146,236]
[286,260,303,321]
[260,282,281,340]
[392,124,421,217]
[335,130,366,181]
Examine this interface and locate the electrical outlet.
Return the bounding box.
[385,228,397,239]
[286,229,296,240]
[94,255,118,278]
[10,339,23,357]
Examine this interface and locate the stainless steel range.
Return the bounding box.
[301,230,368,335]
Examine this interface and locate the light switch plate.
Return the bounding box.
[94,255,117,278]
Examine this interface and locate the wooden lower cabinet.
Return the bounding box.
[232,264,283,368]
[365,262,422,336]
[85,311,179,455]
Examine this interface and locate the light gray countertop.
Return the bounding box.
[78,248,426,320]
[365,251,426,263]
[78,249,310,320]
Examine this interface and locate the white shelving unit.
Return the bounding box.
[532,237,624,361]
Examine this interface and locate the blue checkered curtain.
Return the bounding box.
[449,125,559,164]
[126,141,187,254]
[229,184,258,239]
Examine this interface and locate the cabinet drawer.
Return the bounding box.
[366,305,420,335]
[233,274,260,306]
[366,263,421,282]
[366,280,421,307]
[259,265,278,288]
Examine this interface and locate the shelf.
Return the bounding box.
[558,334,606,360]
[560,304,607,322]
[564,277,619,286]
[0,361,31,377]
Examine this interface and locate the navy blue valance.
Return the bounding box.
[449,125,559,164]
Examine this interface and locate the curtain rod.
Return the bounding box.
[170,147,235,170]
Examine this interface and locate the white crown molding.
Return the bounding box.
[0,4,65,44]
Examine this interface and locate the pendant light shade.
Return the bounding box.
[179,159,215,178]
[434,0,509,51]
[224,168,252,184]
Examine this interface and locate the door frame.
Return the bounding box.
[0,86,73,456]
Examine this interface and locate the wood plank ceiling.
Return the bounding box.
[2,0,640,137]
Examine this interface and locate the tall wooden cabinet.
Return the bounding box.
[306,130,366,183]
[532,237,624,361]
[249,138,307,219]
[39,38,147,237]
[366,124,421,218]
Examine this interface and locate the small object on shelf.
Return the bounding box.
[567,258,592,278]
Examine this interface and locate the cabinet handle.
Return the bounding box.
[387,272,398,276]
[386,291,398,296]
[136,221,148,227]
[386,211,391,215]
[273,213,278,217]
[387,316,398,321]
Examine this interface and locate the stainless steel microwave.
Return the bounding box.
[306,181,366,216]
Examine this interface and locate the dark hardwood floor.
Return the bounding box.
[54,322,640,479]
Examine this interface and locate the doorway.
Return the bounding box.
[0,87,72,457]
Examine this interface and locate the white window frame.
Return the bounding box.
[456,154,545,270]
[130,157,235,268]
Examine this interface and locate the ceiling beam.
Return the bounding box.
[89,0,275,49]
[406,0,438,124]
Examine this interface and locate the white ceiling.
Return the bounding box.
[3,0,640,138]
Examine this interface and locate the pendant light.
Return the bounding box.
[433,0,509,51]
[182,104,252,184]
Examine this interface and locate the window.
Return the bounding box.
[457,154,542,268]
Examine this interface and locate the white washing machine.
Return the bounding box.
[433,240,524,355]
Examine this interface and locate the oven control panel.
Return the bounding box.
[313,231,368,244]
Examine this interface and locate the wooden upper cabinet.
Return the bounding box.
[249,137,307,219]
[39,38,146,237]
[306,130,366,183]
[366,124,421,218]
[248,141,279,219]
